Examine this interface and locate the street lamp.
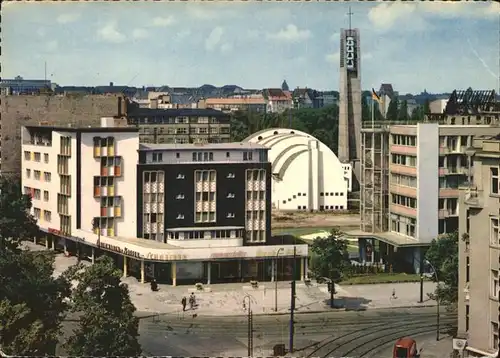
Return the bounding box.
[424,259,440,341]
[275,247,284,312]
[243,294,255,357]
[320,277,336,308]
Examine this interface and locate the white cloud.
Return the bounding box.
[325,52,340,64]
[368,2,499,32]
[220,43,233,54]
[97,21,126,44]
[132,28,149,40]
[364,53,373,61]
[267,24,311,43]
[45,40,58,52]
[205,27,224,51]
[175,30,192,41]
[152,16,175,27]
[368,3,417,31]
[56,13,80,24]
[329,32,340,42]
[37,28,46,37]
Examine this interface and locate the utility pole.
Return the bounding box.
[419,274,424,303]
[289,246,296,353]
[243,295,254,357]
[330,278,335,308]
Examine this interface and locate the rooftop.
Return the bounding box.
[139,142,268,151]
[24,125,138,133]
[127,107,230,117]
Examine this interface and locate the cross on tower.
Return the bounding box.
[347,6,354,31]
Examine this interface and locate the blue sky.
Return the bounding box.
[3,1,499,93]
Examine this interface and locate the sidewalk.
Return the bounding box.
[23,241,438,317]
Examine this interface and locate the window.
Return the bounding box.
[33,189,41,200]
[491,270,498,299]
[26,169,31,178]
[44,153,49,163]
[152,152,163,162]
[44,172,51,182]
[43,210,51,222]
[491,167,499,194]
[24,151,31,160]
[493,322,499,350]
[226,152,230,158]
[491,218,499,246]
[34,170,41,180]
[43,190,49,201]
[243,151,253,161]
[33,208,41,219]
[34,152,41,162]
[192,152,197,161]
[176,152,180,158]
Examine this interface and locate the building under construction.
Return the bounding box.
[351,88,500,273]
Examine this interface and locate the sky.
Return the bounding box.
[2,1,499,93]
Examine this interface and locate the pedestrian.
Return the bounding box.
[181,296,187,311]
[189,292,196,309]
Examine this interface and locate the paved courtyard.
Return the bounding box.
[24,241,438,317]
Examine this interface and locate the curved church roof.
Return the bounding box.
[244,128,344,180]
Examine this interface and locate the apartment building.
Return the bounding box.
[198,96,266,113]
[126,107,231,144]
[262,88,293,113]
[350,120,498,273]
[22,119,308,286]
[456,134,500,358]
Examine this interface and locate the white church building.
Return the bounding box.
[245,128,352,212]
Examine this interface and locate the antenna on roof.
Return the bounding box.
[44,61,47,82]
[347,6,354,31]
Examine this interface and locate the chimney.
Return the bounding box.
[110,82,114,87]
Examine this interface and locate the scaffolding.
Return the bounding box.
[360,126,389,233]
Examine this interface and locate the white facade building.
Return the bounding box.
[245,128,352,212]
[21,120,309,286]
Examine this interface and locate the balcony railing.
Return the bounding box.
[361,118,447,129]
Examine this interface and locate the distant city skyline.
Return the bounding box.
[3,1,499,93]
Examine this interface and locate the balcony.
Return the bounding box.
[99,205,122,218]
[94,185,115,197]
[390,145,417,155]
[439,188,459,198]
[390,204,417,217]
[389,184,417,197]
[390,164,417,176]
[100,164,122,177]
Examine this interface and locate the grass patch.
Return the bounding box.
[272,227,333,237]
[340,273,427,285]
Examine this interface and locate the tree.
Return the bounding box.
[310,228,351,307]
[398,100,409,122]
[423,98,431,115]
[63,256,142,356]
[0,177,70,356]
[425,231,459,310]
[410,106,424,122]
[0,176,39,250]
[386,97,400,122]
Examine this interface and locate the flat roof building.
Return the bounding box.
[21,119,308,286]
[457,134,500,357]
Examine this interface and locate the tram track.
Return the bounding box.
[305,317,456,358]
[139,311,456,338]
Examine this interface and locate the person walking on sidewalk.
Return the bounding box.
[181,296,187,312]
[189,293,196,310]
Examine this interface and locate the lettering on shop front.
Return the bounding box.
[48,227,85,243]
[146,253,187,261]
[256,248,300,257]
[99,242,142,259]
[210,251,247,259]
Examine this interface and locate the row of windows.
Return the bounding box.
[390,214,416,238]
[33,208,52,222]
[144,213,164,224]
[60,136,72,156]
[391,173,416,188]
[133,116,227,125]
[320,205,345,211]
[93,136,115,148]
[167,229,242,240]
[26,169,52,182]
[392,135,416,147]
[144,171,165,183]
[193,151,215,162]
[391,194,417,209]
[195,170,216,182]
[320,192,344,197]
[24,151,49,163]
[246,170,266,181]
[94,176,115,187]
[392,154,417,167]
[27,188,50,201]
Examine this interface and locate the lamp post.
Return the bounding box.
[274,247,284,312]
[320,276,335,308]
[243,294,255,357]
[424,259,440,341]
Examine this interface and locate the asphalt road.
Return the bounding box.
[132,307,457,356]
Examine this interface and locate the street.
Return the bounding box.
[132,307,456,356]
